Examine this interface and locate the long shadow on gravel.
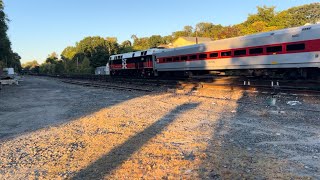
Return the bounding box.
[0,76,145,142]
[199,92,320,179]
[72,102,200,180]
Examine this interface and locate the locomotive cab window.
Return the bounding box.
[286,43,305,51]
[249,48,263,55]
[221,51,231,57]
[234,49,246,56]
[210,53,218,58]
[199,54,207,59]
[267,46,282,53]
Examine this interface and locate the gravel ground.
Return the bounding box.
[0,76,319,179]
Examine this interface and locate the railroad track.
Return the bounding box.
[61,80,156,92]
[47,74,320,95]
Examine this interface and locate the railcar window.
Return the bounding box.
[166,58,173,62]
[189,55,197,60]
[221,51,231,57]
[181,56,188,61]
[199,54,207,58]
[267,46,282,53]
[234,49,246,56]
[249,48,263,54]
[286,43,305,51]
[210,53,218,58]
[174,56,180,61]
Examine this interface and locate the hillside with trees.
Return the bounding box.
[0,0,21,72]
[31,3,319,75]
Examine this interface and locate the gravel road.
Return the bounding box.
[0,76,143,141]
[0,76,319,179]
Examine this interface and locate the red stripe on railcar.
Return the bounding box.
[158,39,320,64]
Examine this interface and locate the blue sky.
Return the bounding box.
[3,0,319,63]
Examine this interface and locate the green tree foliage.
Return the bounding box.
[22,60,39,74]
[119,40,134,53]
[148,35,164,48]
[172,25,194,40]
[240,6,279,34]
[75,36,119,68]
[79,57,92,74]
[61,46,77,60]
[132,36,150,50]
[39,52,64,74]
[56,36,122,74]
[162,35,173,44]
[0,0,21,71]
[277,3,320,28]
[22,60,39,69]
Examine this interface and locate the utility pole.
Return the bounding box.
[76,57,79,70]
[195,28,198,44]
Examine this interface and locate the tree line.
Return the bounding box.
[0,0,21,72]
[23,3,320,75]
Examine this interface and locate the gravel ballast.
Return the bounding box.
[0,76,319,179]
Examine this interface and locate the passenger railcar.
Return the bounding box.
[110,24,320,78]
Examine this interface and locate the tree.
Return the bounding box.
[217,25,242,39]
[245,6,277,26]
[195,22,215,37]
[121,40,132,48]
[0,0,21,71]
[22,60,39,73]
[183,26,193,35]
[105,37,119,55]
[61,46,77,60]
[74,36,118,68]
[163,35,173,44]
[172,25,194,40]
[279,3,320,27]
[132,36,150,50]
[131,34,138,41]
[120,40,134,53]
[79,57,92,74]
[148,35,164,48]
[45,52,58,64]
[22,60,39,69]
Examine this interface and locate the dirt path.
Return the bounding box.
[0,76,319,179]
